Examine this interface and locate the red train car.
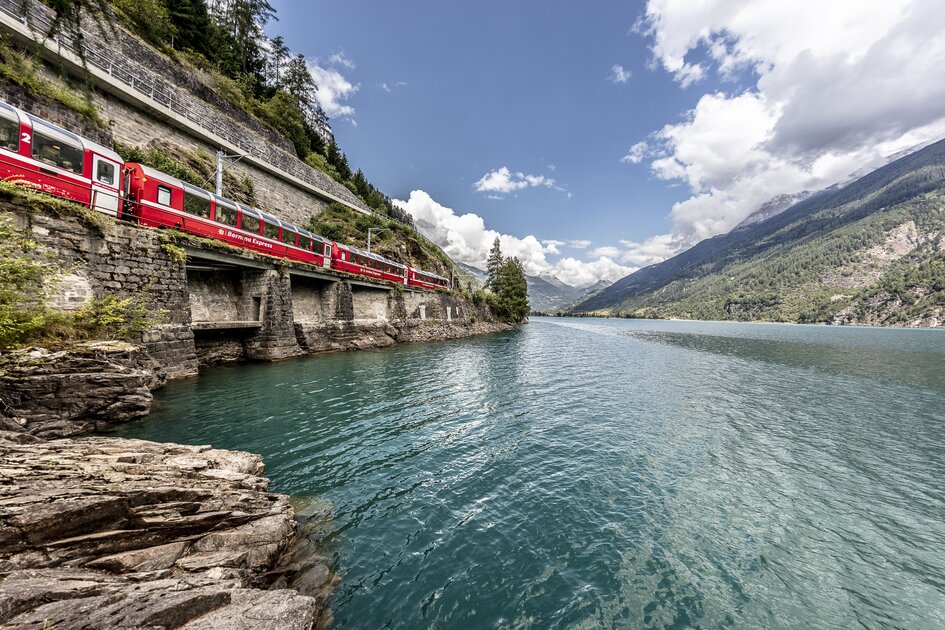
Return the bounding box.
[123,163,331,267]
[331,243,408,285]
[407,267,451,290]
[0,101,123,216]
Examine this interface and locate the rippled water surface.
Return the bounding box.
[112,318,945,628]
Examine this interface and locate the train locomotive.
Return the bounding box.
[0,100,451,291]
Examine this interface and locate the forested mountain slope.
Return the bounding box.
[575,138,945,326]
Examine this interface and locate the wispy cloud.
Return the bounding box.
[620,141,648,164]
[609,64,632,83]
[328,51,355,69]
[380,81,408,93]
[474,166,557,195]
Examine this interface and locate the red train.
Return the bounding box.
[0,100,451,291]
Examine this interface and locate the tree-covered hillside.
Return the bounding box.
[575,138,945,327]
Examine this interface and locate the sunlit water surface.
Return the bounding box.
[110,318,945,628]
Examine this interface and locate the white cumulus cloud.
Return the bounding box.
[310,55,360,121]
[328,51,355,69]
[392,191,633,285]
[619,234,687,268]
[473,167,557,195]
[590,246,621,258]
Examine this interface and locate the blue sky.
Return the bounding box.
[269,1,945,286]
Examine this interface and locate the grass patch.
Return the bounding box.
[0,179,109,232]
[0,214,154,350]
[0,37,105,127]
[160,242,188,266]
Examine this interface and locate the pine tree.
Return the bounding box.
[268,34,289,86]
[282,53,316,110]
[491,257,529,323]
[211,0,276,75]
[486,238,503,290]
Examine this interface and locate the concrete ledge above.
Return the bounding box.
[183,247,272,271]
[191,321,263,331]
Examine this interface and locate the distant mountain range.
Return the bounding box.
[734,191,814,229]
[574,136,945,327]
[456,262,611,312]
[734,137,943,230]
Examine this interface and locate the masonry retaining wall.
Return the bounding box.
[6,202,510,383]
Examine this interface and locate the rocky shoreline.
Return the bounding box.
[0,435,335,629]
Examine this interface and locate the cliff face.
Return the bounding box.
[0,344,161,439]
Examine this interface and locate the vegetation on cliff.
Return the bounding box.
[113,140,258,206]
[0,37,104,126]
[575,138,945,327]
[307,202,454,278]
[0,191,152,350]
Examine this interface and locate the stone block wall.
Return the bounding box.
[187,268,265,323]
[5,200,200,379]
[242,270,304,361]
[4,201,509,382]
[351,286,392,321]
[0,80,111,146]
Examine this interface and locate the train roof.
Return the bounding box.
[336,242,405,268]
[18,109,123,164]
[413,268,449,282]
[136,163,193,192]
[296,227,331,244]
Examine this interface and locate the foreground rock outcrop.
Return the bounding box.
[0,343,165,439]
[0,436,335,629]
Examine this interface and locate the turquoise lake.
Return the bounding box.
[110,317,945,628]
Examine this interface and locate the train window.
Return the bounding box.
[281,228,296,246]
[215,203,238,227]
[183,191,211,218]
[32,131,83,174]
[157,185,172,206]
[95,160,115,185]
[240,213,260,234]
[324,243,331,257]
[0,104,18,151]
[297,235,311,250]
[263,220,280,241]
